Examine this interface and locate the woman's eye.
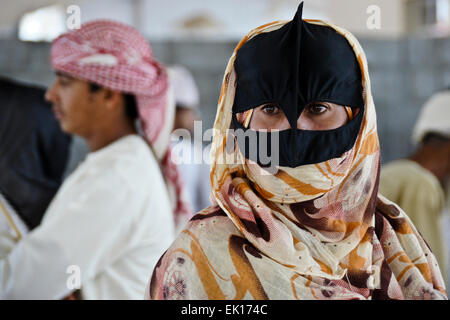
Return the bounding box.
[307,104,328,115]
[262,105,279,115]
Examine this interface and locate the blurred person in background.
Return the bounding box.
[0,20,191,299]
[168,65,211,214]
[380,89,450,286]
[0,77,71,237]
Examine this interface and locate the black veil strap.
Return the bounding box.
[282,2,303,130]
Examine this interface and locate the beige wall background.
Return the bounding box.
[1,0,448,40]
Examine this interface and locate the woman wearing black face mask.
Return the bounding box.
[148,3,447,300]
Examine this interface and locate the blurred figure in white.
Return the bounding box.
[380,89,450,287]
[168,65,212,213]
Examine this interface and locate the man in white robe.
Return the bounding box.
[0,20,181,299]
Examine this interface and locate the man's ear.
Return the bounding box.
[103,89,123,110]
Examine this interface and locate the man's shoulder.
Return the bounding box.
[381,159,437,185]
[65,135,164,196]
[88,135,160,176]
[91,135,153,163]
[382,159,418,175]
[380,159,444,204]
[381,159,436,185]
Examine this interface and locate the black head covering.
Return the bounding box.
[232,2,364,167]
[0,77,71,229]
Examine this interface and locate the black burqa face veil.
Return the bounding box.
[232,3,364,168]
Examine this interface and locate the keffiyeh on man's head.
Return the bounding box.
[51,20,191,225]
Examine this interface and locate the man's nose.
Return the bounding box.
[45,81,57,103]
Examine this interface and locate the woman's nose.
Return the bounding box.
[296,113,313,130]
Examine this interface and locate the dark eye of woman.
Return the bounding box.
[262,104,280,115]
[307,103,328,115]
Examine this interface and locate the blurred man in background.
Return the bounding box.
[380,89,450,286]
[0,20,184,299]
[169,65,211,213]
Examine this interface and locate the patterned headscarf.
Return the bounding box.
[149,19,447,300]
[51,20,192,226]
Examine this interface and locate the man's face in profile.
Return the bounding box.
[45,72,107,137]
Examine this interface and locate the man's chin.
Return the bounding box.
[58,120,73,134]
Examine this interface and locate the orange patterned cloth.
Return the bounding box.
[148,20,447,300]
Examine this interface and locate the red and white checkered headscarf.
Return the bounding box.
[51,20,192,227]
